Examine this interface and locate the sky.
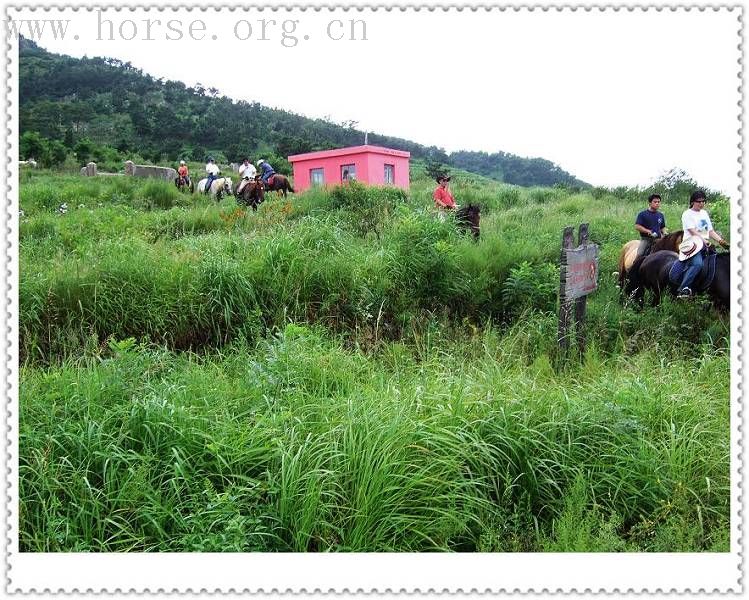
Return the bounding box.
[12,5,741,196]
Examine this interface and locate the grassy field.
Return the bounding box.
[17,164,731,551]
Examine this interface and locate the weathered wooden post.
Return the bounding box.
[574,223,590,355]
[558,226,575,355]
[557,223,599,365]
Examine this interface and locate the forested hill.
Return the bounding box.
[450,151,587,188]
[19,37,585,186]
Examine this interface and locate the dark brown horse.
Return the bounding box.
[174,175,194,194]
[617,230,684,291]
[456,204,480,240]
[236,180,265,211]
[259,174,295,199]
[624,249,730,311]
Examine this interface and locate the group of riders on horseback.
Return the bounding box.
[620,189,730,310]
[175,157,294,208]
[173,160,727,306]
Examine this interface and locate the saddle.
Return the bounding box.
[668,251,718,293]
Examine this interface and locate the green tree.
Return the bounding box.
[224,142,245,163]
[73,138,94,164]
[276,135,312,158]
[47,140,68,166]
[20,131,48,162]
[63,128,74,148]
[424,157,448,181]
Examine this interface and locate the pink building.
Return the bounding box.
[288,145,410,192]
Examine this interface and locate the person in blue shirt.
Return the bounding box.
[634,194,668,258]
[256,159,275,186]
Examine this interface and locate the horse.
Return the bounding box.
[174,175,195,194]
[624,249,730,311]
[260,174,295,199]
[455,204,480,240]
[616,230,684,291]
[197,177,233,201]
[236,179,265,211]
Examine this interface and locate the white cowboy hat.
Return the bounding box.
[678,235,704,261]
[256,159,265,167]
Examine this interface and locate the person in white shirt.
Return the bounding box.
[237,158,257,195]
[204,157,220,194]
[676,189,729,298]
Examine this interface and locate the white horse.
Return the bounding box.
[197,176,233,200]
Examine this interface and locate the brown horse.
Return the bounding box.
[259,174,295,198]
[174,175,195,194]
[236,180,265,211]
[456,204,480,240]
[624,249,730,312]
[616,230,683,290]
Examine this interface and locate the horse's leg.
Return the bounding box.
[650,283,662,307]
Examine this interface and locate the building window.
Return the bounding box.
[341,164,356,182]
[384,164,395,185]
[310,168,324,186]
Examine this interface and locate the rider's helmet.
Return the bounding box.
[256,159,265,167]
[180,160,186,165]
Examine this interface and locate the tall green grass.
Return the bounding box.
[19,324,729,552]
[18,169,732,552]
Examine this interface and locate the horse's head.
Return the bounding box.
[224,177,233,196]
[456,204,480,240]
[653,230,684,253]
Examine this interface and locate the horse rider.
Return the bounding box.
[177,160,190,187]
[676,189,729,299]
[433,174,457,220]
[256,158,275,187]
[205,157,220,194]
[634,193,668,258]
[237,157,257,195]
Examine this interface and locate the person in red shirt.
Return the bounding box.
[177,160,190,183]
[433,175,456,213]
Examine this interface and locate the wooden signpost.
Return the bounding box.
[558,223,599,363]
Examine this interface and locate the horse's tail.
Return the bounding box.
[623,255,647,300]
[616,248,627,290]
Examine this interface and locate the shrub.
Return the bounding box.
[138,180,186,210]
[496,186,522,208]
[501,261,559,319]
[329,181,408,238]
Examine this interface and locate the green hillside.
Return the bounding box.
[19,37,584,187]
